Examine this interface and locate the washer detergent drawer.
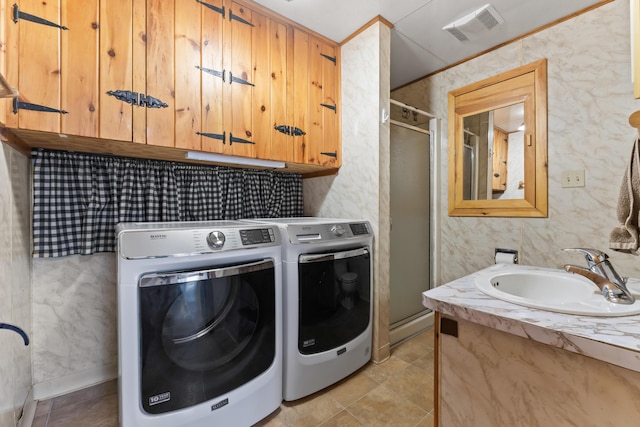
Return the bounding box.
[297,247,371,354]
[138,259,276,414]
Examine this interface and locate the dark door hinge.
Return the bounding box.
[196,66,226,82]
[321,103,337,113]
[320,53,336,64]
[197,131,226,144]
[12,4,68,30]
[230,133,254,145]
[195,0,225,18]
[229,10,254,27]
[229,73,254,86]
[320,151,337,158]
[106,90,168,108]
[13,98,67,115]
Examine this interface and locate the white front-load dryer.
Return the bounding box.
[245,218,373,401]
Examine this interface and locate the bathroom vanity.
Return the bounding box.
[422,264,640,427]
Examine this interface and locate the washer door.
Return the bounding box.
[138,259,276,414]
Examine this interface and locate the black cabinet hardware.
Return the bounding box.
[321,103,337,113]
[229,10,254,27]
[106,90,168,108]
[13,98,67,115]
[196,0,225,18]
[230,134,254,145]
[320,53,336,64]
[197,131,226,143]
[230,73,254,86]
[275,125,306,136]
[13,4,68,30]
[196,66,225,82]
[321,151,337,158]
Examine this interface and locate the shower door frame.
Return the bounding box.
[388,99,441,345]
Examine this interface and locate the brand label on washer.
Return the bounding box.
[149,391,171,406]
[211,398,229,411]
[302,338,315,348]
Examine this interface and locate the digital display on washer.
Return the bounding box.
[240,228,274,245]
[349,223,369,235]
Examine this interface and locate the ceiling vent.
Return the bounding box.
[442,4,504,42]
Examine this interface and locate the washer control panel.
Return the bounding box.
[117,222,280,259]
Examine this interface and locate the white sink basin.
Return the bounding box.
[474,266,640,316]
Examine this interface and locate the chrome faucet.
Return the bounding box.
[562,248,635,305]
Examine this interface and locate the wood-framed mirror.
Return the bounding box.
[448,58,548,217]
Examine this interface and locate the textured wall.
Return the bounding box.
[393,0,640,284]
[0,145,31,427]
[304,20,392,362]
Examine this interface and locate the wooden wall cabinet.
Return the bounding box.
[1,0,341,175]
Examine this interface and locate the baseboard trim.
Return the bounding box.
[17,388,35,427]
[32,364,118,401]
[390,311,434,347]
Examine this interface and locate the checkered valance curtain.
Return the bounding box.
[32,149,303,258]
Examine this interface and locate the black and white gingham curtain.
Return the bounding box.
[32,149,303,257]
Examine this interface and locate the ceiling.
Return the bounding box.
[251,0,609,89]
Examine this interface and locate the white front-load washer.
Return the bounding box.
[116,221,282,427]
[246,218,373,401]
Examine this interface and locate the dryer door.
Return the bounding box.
[298,247,371,354]
[138,259,276,414]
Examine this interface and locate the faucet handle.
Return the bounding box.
[562,248,609,265]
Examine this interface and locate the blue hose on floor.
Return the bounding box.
[0,323,29,346]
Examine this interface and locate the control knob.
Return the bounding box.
[331,224,345,237]
[207,231,226,249]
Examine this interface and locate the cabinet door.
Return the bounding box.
[309,37,339,167]
[291,30,341,167]
[99,0,136,142]
[291,28,310,164]
[10,0,64,132]
[61,0,99,137]
[199,0,226,153]
[225,1,257,158]
[145,0,177,147]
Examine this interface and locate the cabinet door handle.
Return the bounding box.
[12,98,67,115]
[195,0,225,18]
[197,131,226,144]
[291,127,306,136]
[274,125,306,136]
[106,90,167,108]
[12,4,68,30]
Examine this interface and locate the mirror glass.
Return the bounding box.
[448,59,548,217]
[462,103,525,200]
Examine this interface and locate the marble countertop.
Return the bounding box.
[422,263,640,373]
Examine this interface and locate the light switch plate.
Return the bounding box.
[561,169,585,188]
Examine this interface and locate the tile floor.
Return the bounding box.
[32,328,435,427]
